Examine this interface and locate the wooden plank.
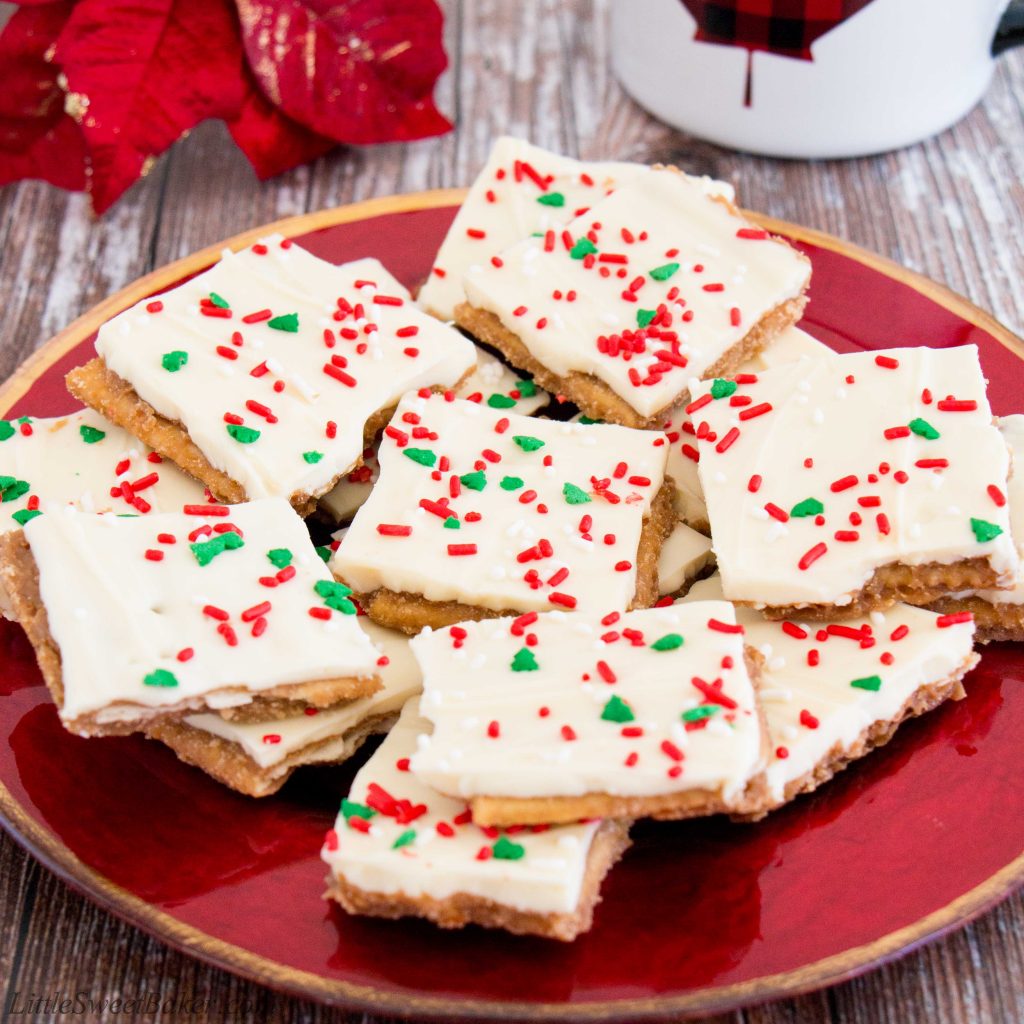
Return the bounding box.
[1,1,1024,1020]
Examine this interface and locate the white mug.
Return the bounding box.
[612,0,1024,158]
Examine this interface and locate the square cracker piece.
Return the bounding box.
[683,575,978,817]
[927,414,1024,640]
[316,345,549,524]
[417,135,732,321]
[148,619,422,797]
[322,699,631,942]
[409,601,769,827]
[456,166,810,429]
[0,409,205,618]
[330,392,674,633]
[0,497,381,737]
[663,325,832,531]
[693,344,1018,619]
[67,236,476,515]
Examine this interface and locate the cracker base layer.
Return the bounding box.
[754,557,1006,622]
[925,595,1024,643]
[147,711,398,797]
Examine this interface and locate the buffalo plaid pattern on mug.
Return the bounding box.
[679,0,877,59]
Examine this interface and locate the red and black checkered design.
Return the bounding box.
[679,0,877,60]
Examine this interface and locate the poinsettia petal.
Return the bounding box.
[227,67,337,180]
[53,0,249,213]
[0,2,88,191]
[235,0,453,145]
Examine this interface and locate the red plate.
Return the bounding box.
[2,191,1024,1020]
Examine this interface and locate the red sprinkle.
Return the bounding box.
[875,355,899,369]
[799,709,819,729]
[798,543,828,570]
[660,740,684,762]
[936,611,973,628]
[715,427,740,454]
[739,402,772,421]
[184,504,229,517]
[708,618,744,634]
[377,523,412,537]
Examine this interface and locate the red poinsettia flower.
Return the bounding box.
[0,0,453,213]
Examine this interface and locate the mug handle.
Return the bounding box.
[993,0,1024,54]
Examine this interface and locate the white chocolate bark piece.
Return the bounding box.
[182,618,421,769]
[331,393,668,617]
[418,137,735,321]
[94,236,476,504]
[0,409,205,617]
[972,415,1024,604]
[410,601,764,807]
[662,326,833,529]
[461,167,810,420]
[692,345,1017,609]
[322,699,611,921]
[23,498,380,728]
[317,346,548,523]
[683,575,977,806]
[658,521,714,596]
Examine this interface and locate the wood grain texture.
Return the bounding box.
[2,1,1024,1020]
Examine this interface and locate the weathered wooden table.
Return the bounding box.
[3,3,1024,1020]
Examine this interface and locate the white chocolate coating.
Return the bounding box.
[658,521,714,596]
[410,602,764,803]
[418,137,655,321]
[693,345,1017,608]
[683,576,976,803]
[317,346,548,523]
[185,619,421,768]
[95,237,476,503]
[332,393,668,616]
[322,699,604,916]
[25,498,380,725]
[663,326,833,526]
[0,409,204,617]
[974,414,1024,604]
[462,167,810,418]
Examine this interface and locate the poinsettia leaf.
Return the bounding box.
[53,0,249,213]
[235,0,452,145]
[0,2,88,191]
[227,66,337,180]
